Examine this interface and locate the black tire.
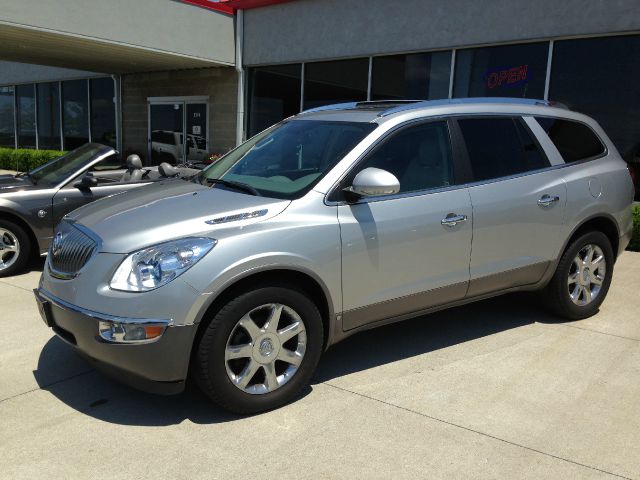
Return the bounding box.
[0,219,31,278]
[544,231,614,320]
[193,285,324,414]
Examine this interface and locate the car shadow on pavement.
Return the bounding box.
[33,292,557,425]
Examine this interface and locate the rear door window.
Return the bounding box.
[535,117,606,162]
[457,117,550,182]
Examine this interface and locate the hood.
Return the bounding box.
[66,179,291,253]
[0,174,33,192]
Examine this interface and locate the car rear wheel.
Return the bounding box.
[193,285,324,414]
[0,220,31,278]
[544,231,614,320]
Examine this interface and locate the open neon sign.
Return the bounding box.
[484,65,530,89]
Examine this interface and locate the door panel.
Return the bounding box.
[467,171,566,296]
[339,189,472,330]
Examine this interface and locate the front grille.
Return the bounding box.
[49,223,98,278]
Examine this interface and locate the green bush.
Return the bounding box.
[0,148,65,172]
[628,205,640,252]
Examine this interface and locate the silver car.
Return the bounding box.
[35,98,635,414]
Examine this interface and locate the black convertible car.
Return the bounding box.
[0,143,194,277]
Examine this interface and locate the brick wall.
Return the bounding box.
[122,67,238,162]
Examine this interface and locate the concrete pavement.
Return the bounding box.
[0,253,639,479]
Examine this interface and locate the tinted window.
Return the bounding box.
[16,84,36,148]
[37,82,61,150]
[0,86,14,148]
[454,43,548,99]
[549,35,639,161]
[371,51,451,101]
[303,59,369,110]
[354,121,453,193]
[535,117,605,162]
[90,77,116,147]
[62,80,89,150]
[248,64,302,136]
[458,117,550,181]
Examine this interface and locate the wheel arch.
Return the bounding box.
[0,209,40,259]
[563,214,620,261]
[191,267,336,356]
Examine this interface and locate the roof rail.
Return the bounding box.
[300,102,359,114]
[378,97,567,117]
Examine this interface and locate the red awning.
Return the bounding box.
[181,0,294,14]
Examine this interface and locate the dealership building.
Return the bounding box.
[1,0,639,166]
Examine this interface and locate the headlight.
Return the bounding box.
[110,237,216,292]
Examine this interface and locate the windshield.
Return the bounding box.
[29,144,110,187]
[197,120,376,199]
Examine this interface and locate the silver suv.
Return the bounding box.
[35,98,635,414]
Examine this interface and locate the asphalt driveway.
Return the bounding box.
[1,253,639,479]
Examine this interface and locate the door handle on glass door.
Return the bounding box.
[441,214,467,227]
[537,195,560,207]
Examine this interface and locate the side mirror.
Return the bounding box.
[75,173,98,190]
[345,167,400,199]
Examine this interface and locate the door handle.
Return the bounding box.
[441,213,467,227]
[537,194,560,207]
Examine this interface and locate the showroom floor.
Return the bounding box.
[1,254,639,479]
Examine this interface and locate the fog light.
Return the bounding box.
[98,320,167,344]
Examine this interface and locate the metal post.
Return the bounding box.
[87,79,92,143]
[34,84,39,150]
[235,9,245,146]
[113,75,123,152]
[367,57,373,101]
[13,86,18,149]
[544,41,554,101]
[299,63,305,112]
[59,81,64,151]
[448,49,456,99]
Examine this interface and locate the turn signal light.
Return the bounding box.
[98,321,167,344]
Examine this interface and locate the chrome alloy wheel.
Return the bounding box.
[567,244,606,306]
[0,228,20,272]
[225,303,307,395]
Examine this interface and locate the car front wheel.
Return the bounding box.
[0,220,31,278]
[193,284,324,414]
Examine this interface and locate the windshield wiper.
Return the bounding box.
[204,178,261,196]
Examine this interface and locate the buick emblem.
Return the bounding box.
[52,232,64,257]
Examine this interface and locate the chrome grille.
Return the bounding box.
[49,223,97,279]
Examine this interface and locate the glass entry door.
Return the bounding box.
[148,98,208,165]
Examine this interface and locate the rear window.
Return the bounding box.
[535,117,606,162]
[458,117,550,182]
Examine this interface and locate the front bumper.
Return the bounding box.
[35,288,198,395]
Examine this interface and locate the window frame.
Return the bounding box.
[533,116,608,165]
[327,117,468,204]
[452,114,555,186]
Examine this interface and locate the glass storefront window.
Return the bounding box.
[90,77,116,147]
[248,64,301,137]
[37,82,61,151]
[0,86,14,148]
[550,35,640,161]
[371,51,451,101]
[16,84,36,148]
[62,79,89,150]
[303,58,369,110]
[454,42,548,99]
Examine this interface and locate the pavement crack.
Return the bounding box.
[0,280,35,293]
[548,322,640,342]
[0,369,95,404]
[323,382,633,480]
